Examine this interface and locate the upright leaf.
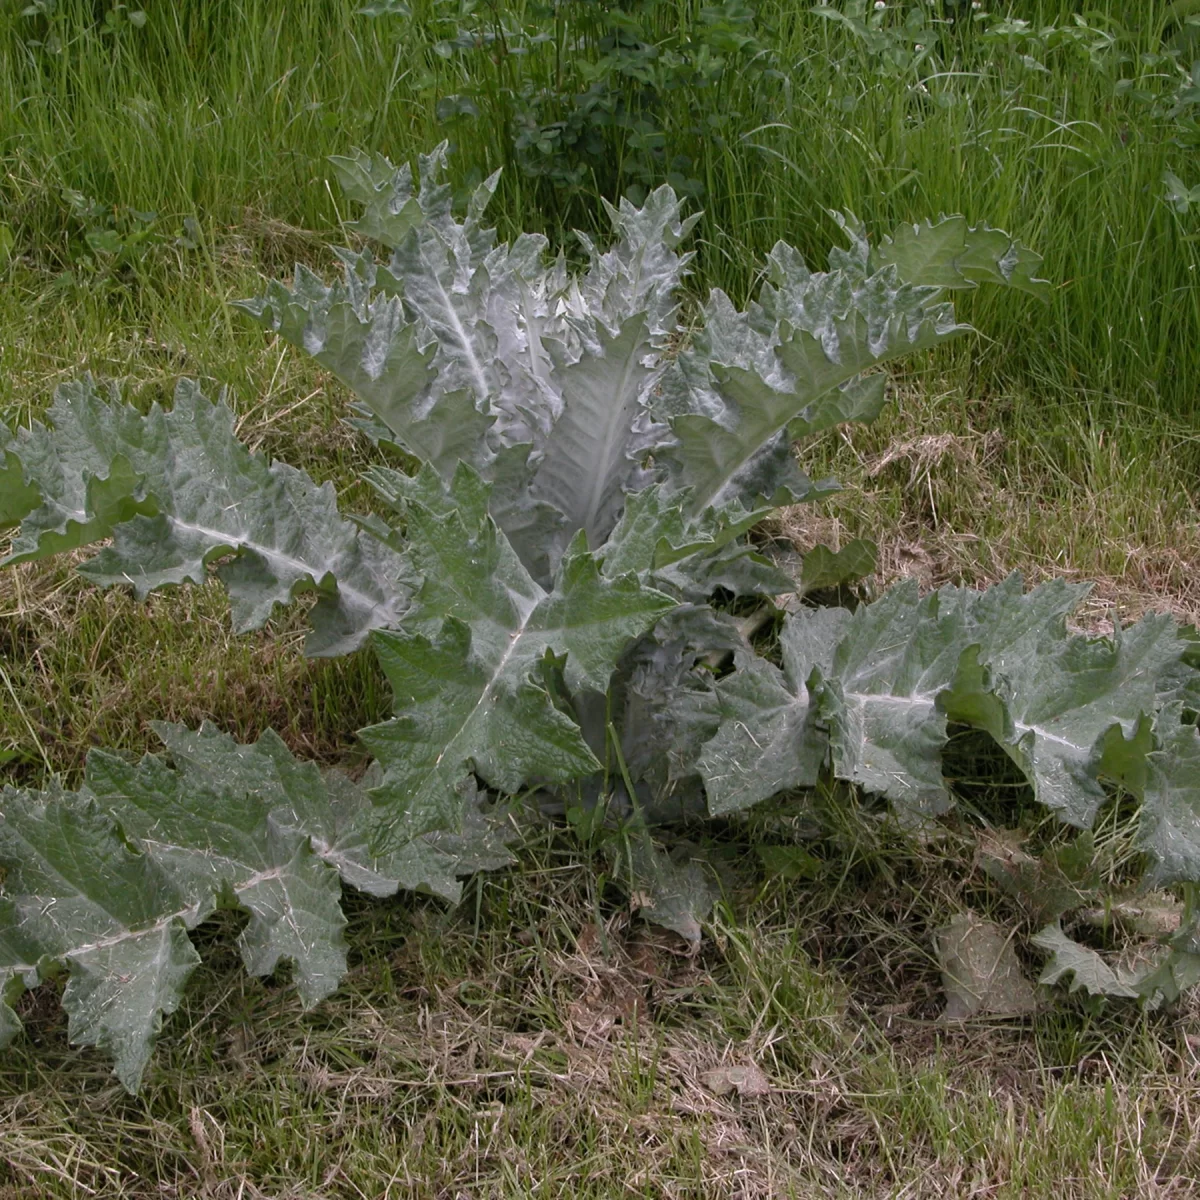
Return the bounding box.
[531,316,665,551]
[360,467,677,849]
[661,216,1045,521]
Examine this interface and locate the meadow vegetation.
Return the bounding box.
[1,0,1200,1195]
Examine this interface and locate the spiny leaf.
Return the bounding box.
[0,378,159,562]
[698,606,848,815]
[619,831,718,943]
[798,539,877,594]
[0,787,210,1093]
[531,315,665,552]
[0,378,411,656]
[942,606,1188,828]
[662,215,1044,520]
[0,724,514,1091]
[871,215,1051,300]
[237,272,498,480]
[0,423,66,531]
[1032,924,1143,998]
[812,581,972,815]
[1139,709,1200,886]
[361,467,677,850]
[572,185,700,339]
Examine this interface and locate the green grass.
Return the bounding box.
[3,0,1199,422]
[2,0,1200,1194]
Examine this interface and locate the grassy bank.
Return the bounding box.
[2,0,1199,417]
[2,1,1200,1196]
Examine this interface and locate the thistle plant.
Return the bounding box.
[1,145,1197,1092]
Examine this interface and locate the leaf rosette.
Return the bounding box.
[5,141,1194,1088]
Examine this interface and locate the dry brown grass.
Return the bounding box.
[778,398,1200,631]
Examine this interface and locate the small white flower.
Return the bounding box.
[915,43,924,51]
[874,1,885,9]
[971,0,981,8]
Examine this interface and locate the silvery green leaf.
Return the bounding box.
[0,722,516,1092]
[0,788,206,1093]
[360,467,677,850]
[813,581,972,815]
[941,601,1189,828]
[600,485,774,584]
[665,330,900,520]
[656,539,796,602]
[1139,709,1200,886]
[0,379,410,656]
[531,315,667,552]
[0,423,46,530]
[1032,924,1142,998]
[484,442,572,587]
[697,606,849,815]
[663,218,1042,520]
[619,832,718,943]
[870,216,1051,300]
[0,377,158,561]
[570,185,700,339]
[328,148,426,248]
[1133,944,1200,1006]
[84,741,349,1010]
[237,270,498,479]
[798,539,877,594]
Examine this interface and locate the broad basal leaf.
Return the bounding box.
[0,723,514,1092]
[808,574,1110,817]
[1032,924,1142,999]
[1139,709,1200,886]
[619,831,719,943]
[698,606,849,815]
[0,378,410,656]
[0,786,210,1093]
[942,605,1188,828]
[359,466,677,850]
[812,581,972,815]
